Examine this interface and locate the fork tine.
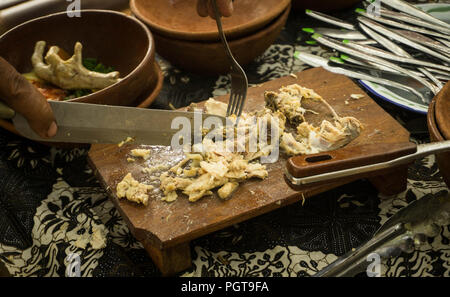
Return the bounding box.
[232,94,243,116]
[236,92,247,118]
[226,91,235,116]
[227,92,237,117]
[231,93,241,115]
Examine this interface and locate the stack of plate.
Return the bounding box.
[427,81,450,187]
[130,0,291,74]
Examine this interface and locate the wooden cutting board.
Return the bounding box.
[87,67,410,275]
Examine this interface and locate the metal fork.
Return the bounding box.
[212,0,248,118]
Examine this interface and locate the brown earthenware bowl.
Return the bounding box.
[0,10,155,106]
[427,82,450,188]
[152,5,290,75]
[292,0,361,12]
[435,83,450,141]
[130,0,291,42]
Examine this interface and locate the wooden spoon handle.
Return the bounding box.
[286,142,417,179]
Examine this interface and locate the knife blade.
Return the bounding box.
[302,27,368,40]
[379,0,450,30]
[310,34,440,97]
[379,8,450,35]
[356,8,450,41]
[357,16,450,64]
[342,40,442,93]
[4,100,226,145]
[392,29,450,55]
[305,9,356,30]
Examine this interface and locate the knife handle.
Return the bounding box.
[0,101,15,119]
[286,142,417,184]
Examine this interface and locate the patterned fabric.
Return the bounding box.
[0,1,448,277]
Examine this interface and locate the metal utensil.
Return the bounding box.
[311,34,440,99]
[343,40,442,93]
[0,100,226,145]
[334,56,450,82]
[330,58,428,79]
[315,191,450,277]
[358,23,410,58]
[286,141,450,186]
[358,23,444,88]
[305,9,356,30]
[392,29,450,56]
[379,0,450,30]
[356,8,450,41]
[302,27,367,40]
[379,8,450,35]
[294,52,430,103]
[357,16,450,64]
[212,0,248,118]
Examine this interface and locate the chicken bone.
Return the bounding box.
[32,41,120,90]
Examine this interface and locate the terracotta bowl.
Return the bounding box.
[427,82,450,188]
[0,10,155,106]
[292,0,361,12]
[130,0,291,42]
[152,5,290,75]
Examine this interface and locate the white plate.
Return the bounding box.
[359,3,450,114]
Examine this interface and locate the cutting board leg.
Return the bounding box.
[141,241,192,276]
[369,165,409,197]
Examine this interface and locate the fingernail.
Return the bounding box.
[47,121,57,138]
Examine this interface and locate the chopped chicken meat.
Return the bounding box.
[118,137,134,147]
[116,173,153,206]
[130,149,151,160]
[118,84,362,204]
[218,182,239,199]
[265,84,323,125]
[267,84,363,156]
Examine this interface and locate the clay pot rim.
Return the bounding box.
[152,5,290,47]
[434,83,450,140]
[130,0,290,42]
[427,100,445,142]
[151,5,290,75]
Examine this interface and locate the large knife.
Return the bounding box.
[0,100,226,145]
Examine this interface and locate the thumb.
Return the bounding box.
[0,57,57,138]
